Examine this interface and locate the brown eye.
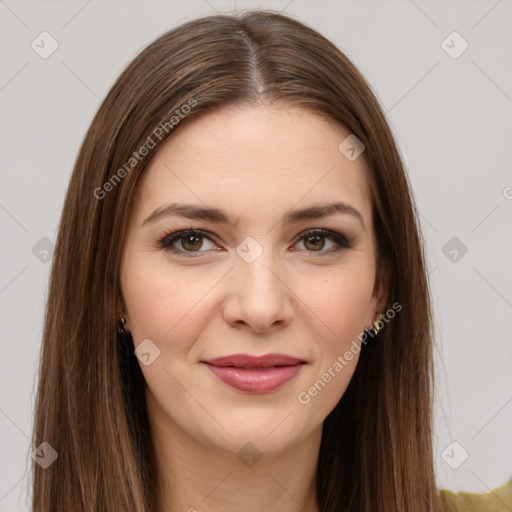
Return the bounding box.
[303,234,326,251]
[295,229,352,254]
[180,234,204,251]
[159,229,218,257]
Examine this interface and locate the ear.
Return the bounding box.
[371,255,390,318]
[108,272,129,327]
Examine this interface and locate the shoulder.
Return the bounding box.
[440,479,512,511]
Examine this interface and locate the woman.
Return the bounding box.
[31,10,510,512]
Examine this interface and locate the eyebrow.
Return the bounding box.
[141,201,365,230]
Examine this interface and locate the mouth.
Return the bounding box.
[201,353,307,393]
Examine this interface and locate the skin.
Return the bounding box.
[120,104,388,512]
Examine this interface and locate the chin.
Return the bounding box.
[192,406,314,456]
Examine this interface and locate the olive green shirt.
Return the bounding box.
[440,480,512,511]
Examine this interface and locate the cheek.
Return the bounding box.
[295,264,375,342]
[121,257,221,351]
[294,267,373,404]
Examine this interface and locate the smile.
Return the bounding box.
[202,353,306,393]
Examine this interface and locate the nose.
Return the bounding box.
[222,248,294,334]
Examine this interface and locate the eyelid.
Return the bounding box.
[158,228,353,257]
[158,229,218,255]
[291,228,352,247]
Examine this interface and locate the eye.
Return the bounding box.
[158,228,353,257]
[292,229,352,254]
[159,229,218,256]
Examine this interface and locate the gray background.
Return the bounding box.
[1,0,511,510]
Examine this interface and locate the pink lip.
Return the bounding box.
[202,353,306,393]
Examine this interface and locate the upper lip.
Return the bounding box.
[202,353,305,368]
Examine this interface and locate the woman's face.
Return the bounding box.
[120,104,387,455]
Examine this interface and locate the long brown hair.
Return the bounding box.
[32,10,441,511]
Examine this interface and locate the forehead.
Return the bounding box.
[132,104,373,229]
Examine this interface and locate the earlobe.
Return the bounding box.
[117,316,126,335]
[117,316,130,335]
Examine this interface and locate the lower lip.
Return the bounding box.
[204,363,304,393]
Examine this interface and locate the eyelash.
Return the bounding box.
[158,228,353,258]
